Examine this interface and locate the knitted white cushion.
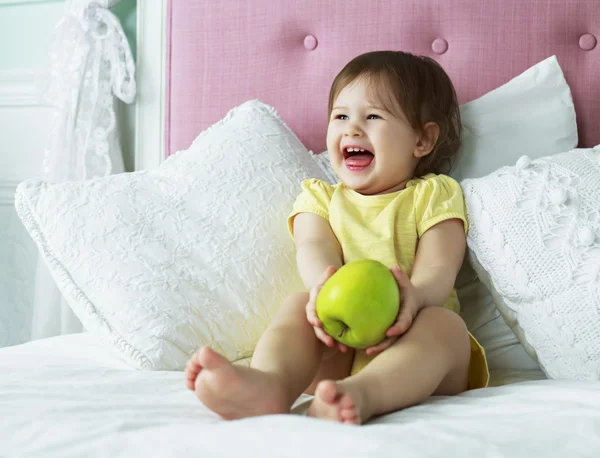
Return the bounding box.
[462,146,600,380]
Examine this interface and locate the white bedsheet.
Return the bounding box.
[1,333,599,457]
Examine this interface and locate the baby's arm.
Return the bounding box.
[293,212,348,350]
[293,213,343,291]
[367,217,466,355]
[410,218,465,307]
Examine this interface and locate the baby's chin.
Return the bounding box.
[337,176,379,195]
[340,174,408,196]
[333,163,402,195]
[333,160,380,192]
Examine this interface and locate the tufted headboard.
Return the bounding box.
[135,0,599,169]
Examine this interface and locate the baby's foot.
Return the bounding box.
[307,380,367,425]
[184,346,288,420]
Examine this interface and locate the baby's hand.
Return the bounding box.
[365,264,424,356]
[305,266,349,353]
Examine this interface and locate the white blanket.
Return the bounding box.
[1,334,600,457]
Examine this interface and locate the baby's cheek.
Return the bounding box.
[325,131,336,151]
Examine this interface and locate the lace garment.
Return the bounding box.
[38,0,135,182]
[28,0,136,342]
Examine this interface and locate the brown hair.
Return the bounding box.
[328,51,462,177]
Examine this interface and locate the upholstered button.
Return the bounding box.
[432,38,448,54]
[579,34,597,51]
[304,35,318,50]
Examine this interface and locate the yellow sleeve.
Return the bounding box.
[287,179,335,238]
[413,174,469,238]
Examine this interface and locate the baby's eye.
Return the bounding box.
[367,114,381,120]
[335,114,348,120]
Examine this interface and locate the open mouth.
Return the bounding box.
[343,147,374,170]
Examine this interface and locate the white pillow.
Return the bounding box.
[455,257,541,374]
[15,100,327,371]
[462,147,600,380]
[312,56,577,378]
[452,55,577,182]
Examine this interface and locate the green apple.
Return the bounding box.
[315,260,400,349]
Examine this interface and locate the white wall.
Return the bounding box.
[0,1,65,346]
[0,0,137,347]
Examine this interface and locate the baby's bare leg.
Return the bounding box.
[186,292,352,419]
[251,292,354,397]
[308,306,471,424]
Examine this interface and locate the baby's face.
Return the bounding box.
[326,78,422,195]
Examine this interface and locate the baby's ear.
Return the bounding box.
[414,122,439,158]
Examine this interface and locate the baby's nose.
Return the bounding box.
[344,124,363,136]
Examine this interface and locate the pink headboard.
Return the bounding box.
[165,0,599,157]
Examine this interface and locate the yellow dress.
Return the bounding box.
[287,173,489,390]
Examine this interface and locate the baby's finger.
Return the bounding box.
[309,316,323,328]
[387,314,412,337]
[337,342,349,353]
[366,337,395,355]
[308,284,322,306]
[390,265,411,291]
[314,326,334,347]
[306,306,322,327]
[306,303,323,327]
[319,265,337,284]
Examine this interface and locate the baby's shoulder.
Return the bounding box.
[407,173,462,195]
[298,178,339,197]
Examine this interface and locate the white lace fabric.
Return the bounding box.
[37,0,135,182]
[462,147,600,380]
[27,0,136,343]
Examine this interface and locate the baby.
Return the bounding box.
[185,50,489,425]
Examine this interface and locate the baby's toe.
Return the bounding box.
[339,394,359,424]
[339,394,354,410]
[186,356,200,371]
[189,351,204,366]
[184,365,198,380]
[343,414,359,425]
[184,358,203,391]
[185,378,196,391]
[316,380,338,405]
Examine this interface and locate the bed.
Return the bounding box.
[1,332,600,456]
[3,0,600,456]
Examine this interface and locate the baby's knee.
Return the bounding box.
[418,307,470,354]
[419,306,467,330]
[284,291,310,302]
[271,292,311,325]
[282,292,310,312]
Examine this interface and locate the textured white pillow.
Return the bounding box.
[462,147,600,380]
[15,100,327,371]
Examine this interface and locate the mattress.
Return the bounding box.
[2,333,599,457]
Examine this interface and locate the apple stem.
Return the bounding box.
[338,325,348,338]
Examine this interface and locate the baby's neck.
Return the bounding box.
[347,178,412,196]
[375,180,411,195]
